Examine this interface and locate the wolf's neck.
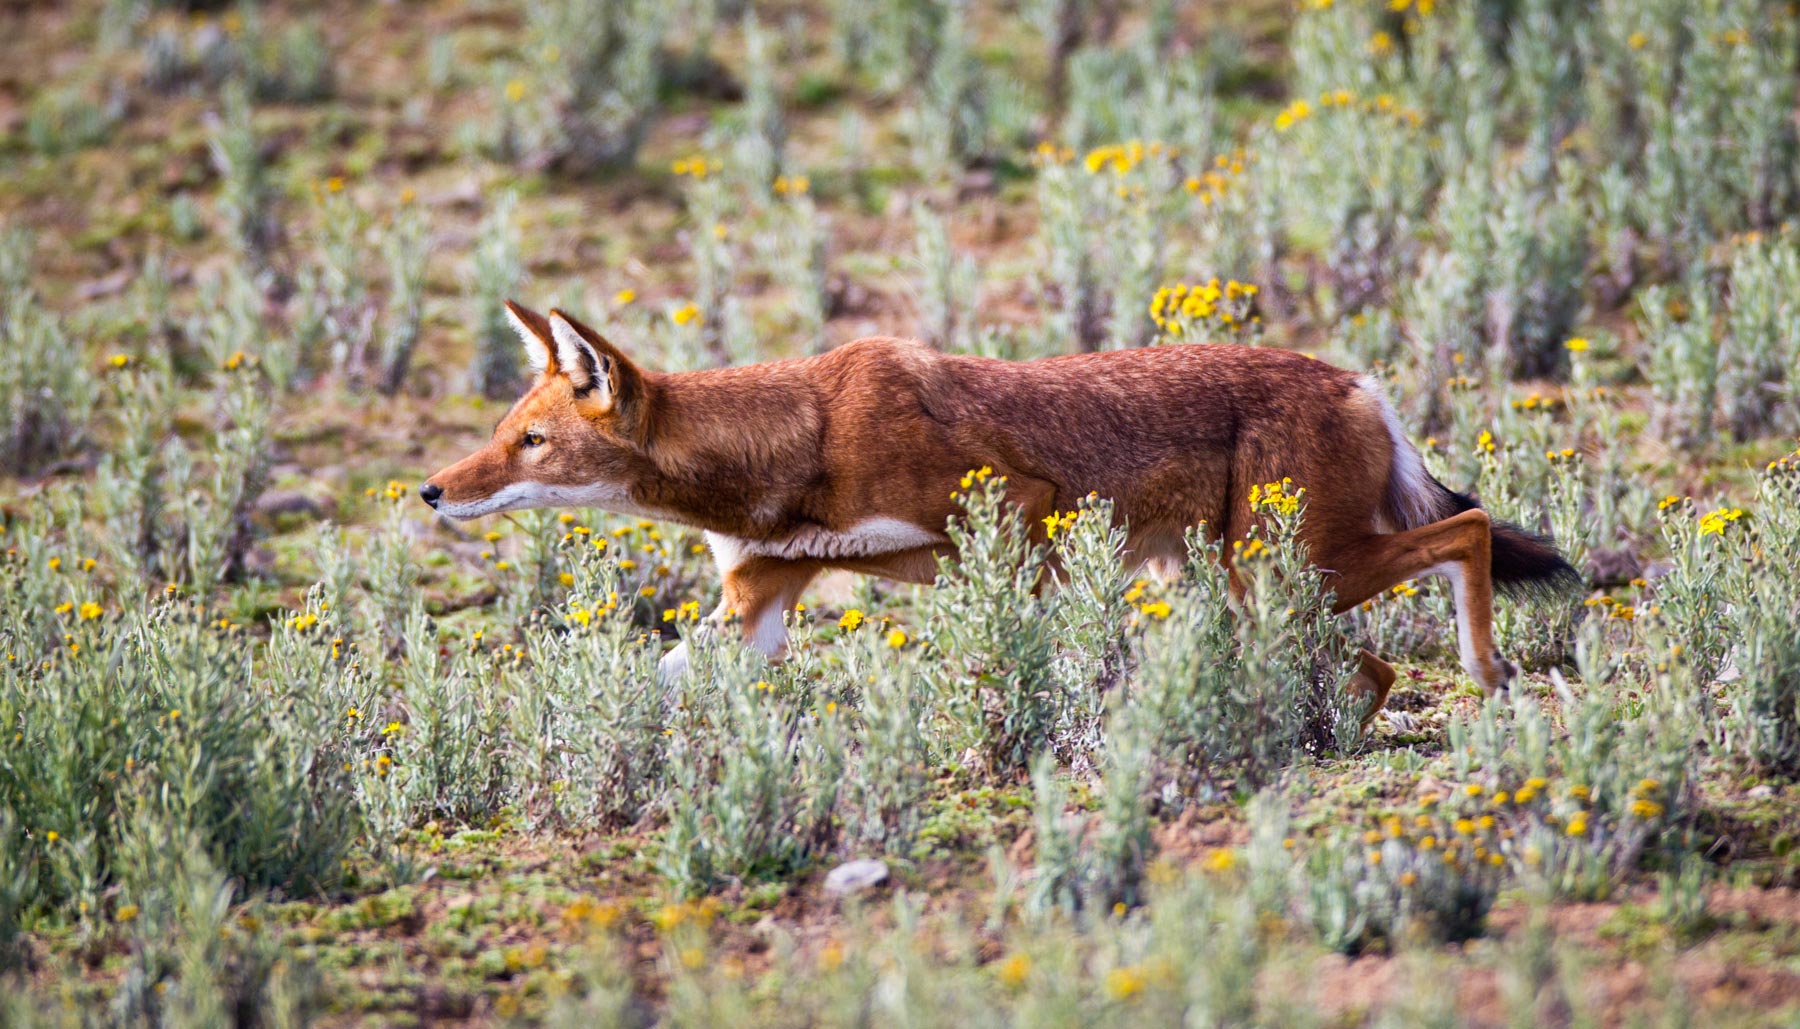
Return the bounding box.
[627,367,824,535]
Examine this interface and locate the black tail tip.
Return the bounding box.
[1490,520,1583,600]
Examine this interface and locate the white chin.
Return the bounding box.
[434,481,655,521]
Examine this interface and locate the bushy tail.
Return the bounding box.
[1366,378,1583,599]
[1428,483,1584,600]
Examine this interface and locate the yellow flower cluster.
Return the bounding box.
[671,156,712,179]
[662,600,702,623]
[1584,594,1636,621]
[1510,392,1561,414]
[1183,148,1252,206]
[1275,89,1426,132]
[952,465,997,499]
[1248,477,1302,517]
[1041,509,1080,540]
[1697,506,1745,536]
[1231,537,1270,562]
[1058,138,1173,174]
[1148,278,1259,337]
[773,174,810,195]
[672,302,703,326]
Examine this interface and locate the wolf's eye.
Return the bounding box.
[522,431,545,448]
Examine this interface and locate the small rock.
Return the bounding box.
[823,859,889,897]
[253,489,334,524]
[1748,785,1776,800]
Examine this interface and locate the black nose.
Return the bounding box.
[419,482,442,507]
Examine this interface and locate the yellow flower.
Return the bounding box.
[116,903,139,923]
[382,720,404,737]
[1139,600,1172,620]
[1566,816,1588,837]
[504,79,525,103]
[887,629,908,648]
[997,953,1031,987]
[672,303,703,326]
[1564,337,1589,352]
[109,354,132,368]
[1628,30,1648,49]
[614,288,637,305]
[1697,507,1745,536]
[1204,848,1237,873]
[78,602,102,621]
[1369,30,1395,55]
[838,609,865,631]
[1104,966,1146,1001]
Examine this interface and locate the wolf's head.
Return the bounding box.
[421,302,653,520]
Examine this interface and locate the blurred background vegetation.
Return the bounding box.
[6,0,1800,1023]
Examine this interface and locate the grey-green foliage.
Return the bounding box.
[1640,274,1721,448]
[515,0,668,172]
[1484,161,1588,380]
[1048,494,1129,743]
[511,546,665,831]
[1720,460,1800,777]
[842,633,930,855]
[1719,237,1800,441]
[1119,502,1361,804]
[24,85,116,156]
[910,200,979,350]
[1024,752,1086,918]
[110,818,318,1026]
[206,78,275,262]
[0,585,362,921]
[254,20,335,103]
[1036,159,1102,350]
[469,190,524,399]
[1450,673,1699,901]
[658,639,847,894]
[926,474,1061,776]
[377,200,430,396]
[0,230,95,477]
[732,12,785,189]
[382,604,512,827]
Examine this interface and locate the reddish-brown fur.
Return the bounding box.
[424,302,1576,720]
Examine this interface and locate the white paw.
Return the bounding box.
[1382,710,1420,735]
[658,642,690,684]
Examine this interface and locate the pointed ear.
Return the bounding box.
[547,308,643,416]
[504,300,557,377]
[547,311,608,400]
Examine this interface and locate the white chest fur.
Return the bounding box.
[706,517,943,568]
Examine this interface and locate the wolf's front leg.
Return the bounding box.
[658,554,822,682]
